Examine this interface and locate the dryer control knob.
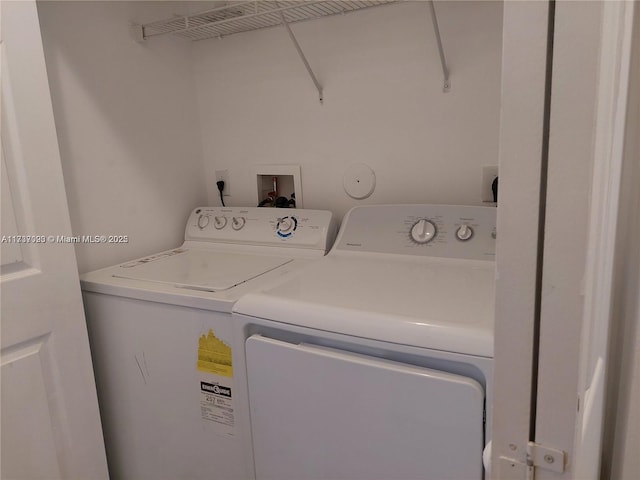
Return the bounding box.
[197,214,210,230]
[410,219,437,244]
[232,216,246,231]
[456,224,474,241]
[213,216,227,230]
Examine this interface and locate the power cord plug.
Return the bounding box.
[216,181,225,207]
[491,176,498,203]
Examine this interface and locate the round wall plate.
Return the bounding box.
[343,163,376,200]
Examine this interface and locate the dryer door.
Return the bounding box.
[246,335,485,480]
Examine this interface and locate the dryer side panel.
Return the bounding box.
[246,334,485,480]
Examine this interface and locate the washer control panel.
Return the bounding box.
[335,204,496,260]
[186,207,337,251]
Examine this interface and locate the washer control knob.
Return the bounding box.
[279,218,293,233]
[276,216,298,237]
[231,216,246,231]
[213,216,227,230]
[197,214,210,230]
[410,219,437,244]
[456,224,474,241]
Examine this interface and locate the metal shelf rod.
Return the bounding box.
[279,11,323,104]
[428,0,450,92]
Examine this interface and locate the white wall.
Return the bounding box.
[193,1,503,218]
[38,1,207,273]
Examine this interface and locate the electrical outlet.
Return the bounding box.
[215,170,230,196]
[481,166,499,203]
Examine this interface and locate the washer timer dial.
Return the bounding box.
[410,219,437,244]
[276,216,298,238]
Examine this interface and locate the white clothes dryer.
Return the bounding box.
[233,204,496,480]
[80,206,337,480]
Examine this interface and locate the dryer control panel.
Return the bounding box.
[185,207,337,251]
[334,204,496,260]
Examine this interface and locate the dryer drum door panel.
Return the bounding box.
[246,335,484,480]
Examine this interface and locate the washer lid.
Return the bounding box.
[113,249,292,292]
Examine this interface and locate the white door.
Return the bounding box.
[0,1,108,479]
[246,335,485,480]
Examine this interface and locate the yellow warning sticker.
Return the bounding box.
[197,329,233,378]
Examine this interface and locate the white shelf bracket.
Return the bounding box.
[278,11,324,104]
[428,1,450,92]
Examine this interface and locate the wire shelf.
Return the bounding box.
[136,0,449,100]
[141,1,399,41]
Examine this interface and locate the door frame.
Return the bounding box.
[490,1,551,476]
[491,1,637,478]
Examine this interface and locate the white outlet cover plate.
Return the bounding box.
[344,163,376,200]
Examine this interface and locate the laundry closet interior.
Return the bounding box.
[37,0,502,275]
[5,1,633,479]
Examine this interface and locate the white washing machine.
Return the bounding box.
[80,206,337,480]
[233,204,496,480]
